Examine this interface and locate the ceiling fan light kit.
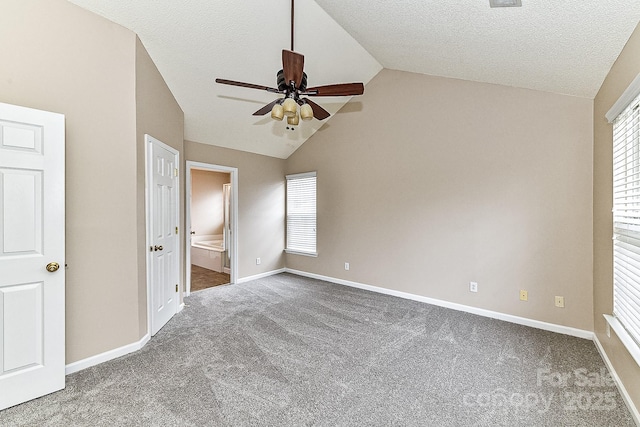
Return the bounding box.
[300,103,314,121]
[287,112,300,126]
[283,98,298,117]
[271,103,285,121]
[215,0,364,129]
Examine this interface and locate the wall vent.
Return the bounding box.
[489,0,522,7]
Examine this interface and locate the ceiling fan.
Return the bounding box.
[215,0,364,127]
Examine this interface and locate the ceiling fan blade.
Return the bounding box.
[282,50,304,89]
[304,83,364,97]
[215,78,280,93]
[253,99,281,116]
[304,98,331,120]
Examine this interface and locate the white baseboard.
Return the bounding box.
[65,333,151,375]
[62,269,639,424]
[285,268,593,340]
[594,334,640,426]
[63,269,595,387]
[238,268,286,284]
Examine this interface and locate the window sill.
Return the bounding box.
[603,314,640,368]
[284,249,318,257]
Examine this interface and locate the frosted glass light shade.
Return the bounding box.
[283,98,297,117]
[271,103,284,121]
[287,112,300,126]
[300,103,314,121]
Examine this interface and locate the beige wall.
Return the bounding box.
[135,38,185,336]
[287,69,594,331]
[594,22,640,410]
[0,0,140,362]
[190,170,230,236]
[185,141,286,278]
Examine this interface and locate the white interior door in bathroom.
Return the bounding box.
[223,183,231,271]
[146,135,180,336]
[0,102,65,410]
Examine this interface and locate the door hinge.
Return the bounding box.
[174,168,178,177]
[175,226,179,235]
[175,284,179,293]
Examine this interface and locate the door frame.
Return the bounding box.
[145,134,181,336]
[186,161,239,294]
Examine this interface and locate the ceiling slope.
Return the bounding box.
[67,1,640,158]
[67,0,382,159]
[314,0,640,98]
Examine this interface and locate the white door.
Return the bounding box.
[147,135,179,335]
[0,102,65,410]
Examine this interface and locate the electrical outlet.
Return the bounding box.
[555,296,565,308]
[344,262,350,271]
[256,258,261,265]
[520,290,528,301]
[469,281,478,292]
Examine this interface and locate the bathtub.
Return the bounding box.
[192,239,224,251]
[191,235,225,272]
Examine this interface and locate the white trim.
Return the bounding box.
[285,269,593,340]
[286,171,316,180]
[606,73,640,123]
[604,314,640,368]
[65,334,151,375]
[593,334,640,426]
[284,249,318,257]
[237,268,286,284]
[185,161,239,296]
[178,303,185,313]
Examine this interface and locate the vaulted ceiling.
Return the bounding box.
[68,0,640,159]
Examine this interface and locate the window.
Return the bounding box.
[609,79,640,367]
[285,172,317,256]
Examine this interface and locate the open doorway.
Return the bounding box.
[186,161,238,295]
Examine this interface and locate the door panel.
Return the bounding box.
[2,170,42,254]
[0,103,65,410]
[1,282,44,372]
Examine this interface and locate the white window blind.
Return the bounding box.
[612,90,640,353]
[286,172,317,256]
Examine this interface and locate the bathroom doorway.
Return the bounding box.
[186,161,238,294]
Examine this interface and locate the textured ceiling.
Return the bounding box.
[315,0,640,98]
[67,0,640,159]
[67,0,382,159]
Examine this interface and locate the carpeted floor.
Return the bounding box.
[190,264,230,291]
[0,273,635,426]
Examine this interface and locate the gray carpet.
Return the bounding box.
[0,273,635,426]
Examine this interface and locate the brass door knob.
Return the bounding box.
[154,245,164,251]
[46,262,60,272]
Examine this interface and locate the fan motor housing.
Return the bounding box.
[277,69,307,92]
